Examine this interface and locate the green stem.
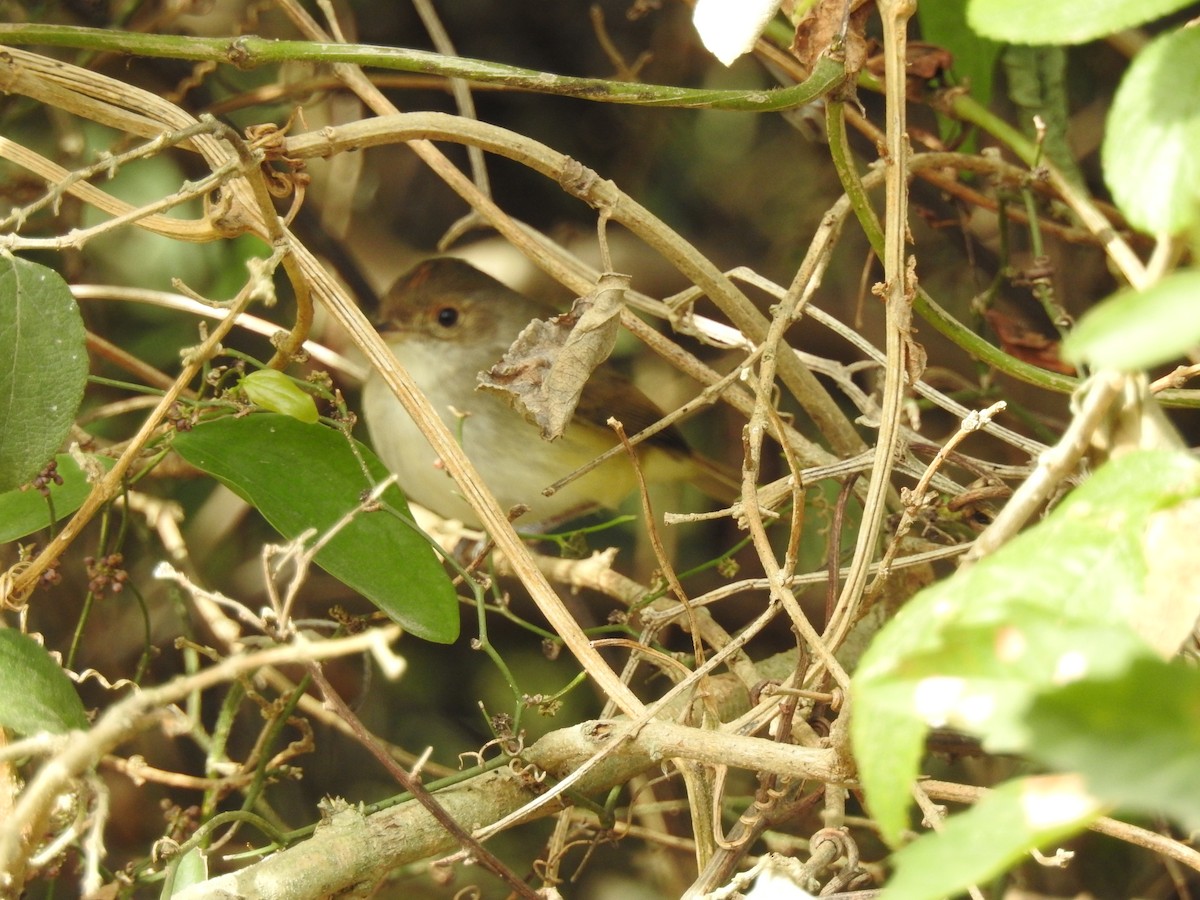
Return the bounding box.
[0,24,845,112]
[826,99,884,255]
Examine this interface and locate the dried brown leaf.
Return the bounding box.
[792,0,870,79]
[479,272,631,440]
[984,308,1077,376]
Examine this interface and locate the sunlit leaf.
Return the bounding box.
[1138,498,1200,657]
[1025,657,1200,830]
[1062,271,1200,370]
[852,450,1200,844]
[882,776,1102,899]
[967,0,1193,44]
[1103,27,1200,235]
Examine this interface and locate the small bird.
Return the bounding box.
[362,257,736,528]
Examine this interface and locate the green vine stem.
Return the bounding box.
[0,23,845,112]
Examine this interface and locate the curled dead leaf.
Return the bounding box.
[479,272,631,441]
[985,308,1077,376]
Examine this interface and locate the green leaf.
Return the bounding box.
[852,449,1200,845]
[173,415,459,643]
[1025,656,1200,830]
[967,0,1193,44]
[0,256,88,492]
[241,369,319,424]
[1102,27,1200,235]
[0,453,115,543]
[0,630,88,734]
[163,847,208,897]
[882,776,1102,899]
[1062,270,1200,370]
[919,0,1000,108]
[887,618,1148,753]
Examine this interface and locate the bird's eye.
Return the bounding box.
[435,306,459,328]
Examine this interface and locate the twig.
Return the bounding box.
[962,371,1126,563]
[911,783,986,900]
[408,0,491,199]
[868,401,1005,592]
[609,420,704,666]
[71,284,364,379]
[823,0,918,656]
[0,138,243,250]
[0,117,226,240]
[0,23,847,113]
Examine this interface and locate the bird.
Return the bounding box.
[361,257,737,528]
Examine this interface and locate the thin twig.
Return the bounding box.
[409,0,491,198]
[868,401,1005,591]
[911,783,986,900]
[824,0,918,656]
[963,372,1126,563]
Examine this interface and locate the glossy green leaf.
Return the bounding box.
[0,630,88,735]
[1025,657,1200,830]
[1062,271,1200,370]
[0,453,115,543]
[882,776,1102,899]
[0,256,88,492]
[241,369,319,424]
[967,0,1192,44]
[1103,27,1200,235]
[173,414,458,643]
[853,450,1200,845]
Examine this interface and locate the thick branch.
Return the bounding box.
[173,720,842,899]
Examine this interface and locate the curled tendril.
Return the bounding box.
[508,758,548,787]
[810,827,864,895]
[1,560,36,610]
[457,732,528,770]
